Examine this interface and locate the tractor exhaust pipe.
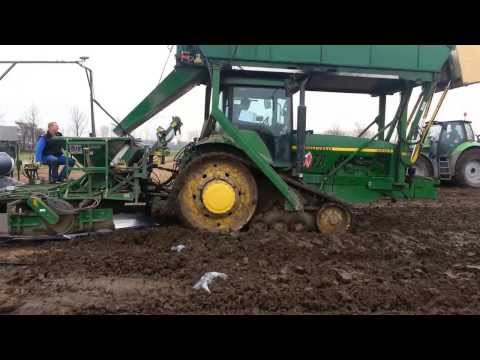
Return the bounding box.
[296,78,308,177]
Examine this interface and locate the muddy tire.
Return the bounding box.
[413,155,434,178]
[455,148,480,188]
[176,152,258,232]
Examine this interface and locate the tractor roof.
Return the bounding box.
[433,120,472,125]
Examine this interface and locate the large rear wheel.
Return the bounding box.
[456,149,480,188]
[412,154,434,178]
[176,153,258,232]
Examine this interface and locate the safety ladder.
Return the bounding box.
[438,158,451,180]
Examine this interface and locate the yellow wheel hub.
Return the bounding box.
[202,180,236,214]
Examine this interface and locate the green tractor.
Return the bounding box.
[414,120,480,187]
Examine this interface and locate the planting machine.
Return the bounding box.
[1,45,479,238]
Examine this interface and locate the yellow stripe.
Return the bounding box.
[291,145,394,154]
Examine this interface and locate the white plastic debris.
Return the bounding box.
[193,272,228,293]
[170,244,186,252]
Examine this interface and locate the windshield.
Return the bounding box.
[465,123,475,141]
[231,87,291,136]
[426,124,442,144]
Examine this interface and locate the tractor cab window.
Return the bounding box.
[426,124,442,145]
[439,123,466,153]
[231,87,291,136]
[227,86,292,165]
[465,123,475,141]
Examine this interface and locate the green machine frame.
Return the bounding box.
[115,45,458,208]
[0,45,466,236]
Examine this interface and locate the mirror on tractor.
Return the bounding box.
[477,135,480,142]
[264,99,272,109]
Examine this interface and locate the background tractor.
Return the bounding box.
[413,120,480,187]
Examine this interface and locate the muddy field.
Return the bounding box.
[1,185,479,315]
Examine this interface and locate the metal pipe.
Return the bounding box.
[204,84,211,122]
[377,95,386,140]
[411,81,451,164]
[92,99,129,138]
[385,88,412,142]
[295,78,308,176]
[0,59,95,136]
[0,63,16,82]
[84,68,96,137]
[0,61,81,64]
[358,116,378,138]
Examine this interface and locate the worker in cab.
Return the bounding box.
[238,98,257,123]
[34,122,75,183]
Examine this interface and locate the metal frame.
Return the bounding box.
[0,59,97,136]
[0,59,123,138]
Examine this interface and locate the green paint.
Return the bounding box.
[197,130,274,164]
[211,108,302,210]
[211,67,301,210]
[26,197,59,225]
[77,208,114,231]
[451,141,480,156]
[192,45,451,73]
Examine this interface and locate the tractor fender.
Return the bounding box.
[417,153,437,178]
[450,142,480,173]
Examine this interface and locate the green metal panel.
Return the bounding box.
[78,208,113,229]
[411,177,437,199]
[304,134,395,150]
[26,197,59,225]
[195,45,451,73]
[209,64,302,210]
[371,45,418,70]
[235,46,260,61]
[271,45,321,63]
[197,130,274,164]
[367,177,393,190]
[333,184,383,203]
[322,45,371,67]
[9,215,45,233]
[197,45,233,59]
[212,107,301,210]
[450,141,480,156]
[419,46,454,71]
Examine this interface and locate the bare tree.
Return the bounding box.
[26,105,40,146]
[324,125,346,136]
[99,125,110,138]
[15,105,42,151]
[350,121,375,139]
[70,106,87,137]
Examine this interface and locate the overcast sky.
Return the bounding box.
[1,45,480,142]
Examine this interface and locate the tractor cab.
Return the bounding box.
[219,85,293,167]
[415,120,480,186]
[424,120,476,158]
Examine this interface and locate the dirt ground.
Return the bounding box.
[1,185,480,315]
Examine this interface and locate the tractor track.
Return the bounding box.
[1,185,480,314]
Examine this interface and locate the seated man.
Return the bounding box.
[238,98,257,123]
[34,122,75,183]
